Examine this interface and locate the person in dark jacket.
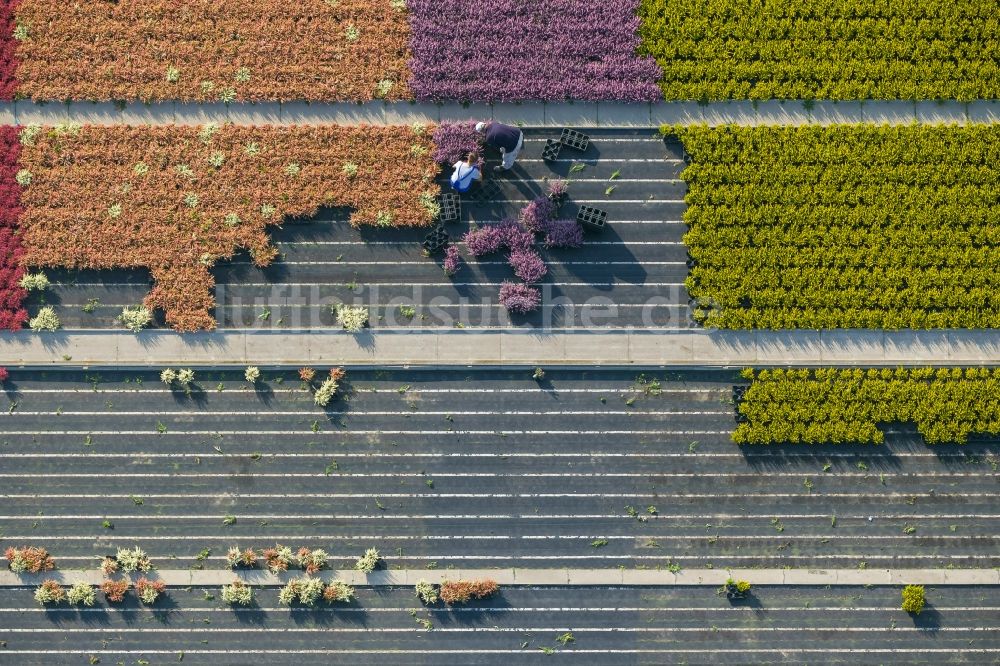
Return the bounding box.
[476,120,524,173]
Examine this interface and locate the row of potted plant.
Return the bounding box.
[735,367,1000,445]
[218,577,499,608]
[34,577,166,606]
[671,124,1000,330]
[228,544,380,575]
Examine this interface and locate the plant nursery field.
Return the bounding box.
[675,124,1000,329]
[1,585,997,664]
[1,367,996,570]
[23,129,689,331]
[2,0,1000,663]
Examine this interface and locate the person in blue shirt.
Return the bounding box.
[476,121,524,173]
[450,151,483,193]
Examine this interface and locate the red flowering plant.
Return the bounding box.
[0,0,20,100]
[0,127,27,331]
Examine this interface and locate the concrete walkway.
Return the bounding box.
[2,99,997,127]
[2,568,996,588]
[2,329,1000,367]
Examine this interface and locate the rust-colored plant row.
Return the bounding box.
[0,125,26,330]
[18,123,438,331]
[11,0,412,102]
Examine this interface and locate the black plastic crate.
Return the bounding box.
[422,226,449,254]
[559,128,590,151]
[576,205,607,232]
[438,193,460,222]
[541,139,562,161]
[469,179,503,204]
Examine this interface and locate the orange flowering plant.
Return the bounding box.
[14,0,412,102]
[19,123,439,331]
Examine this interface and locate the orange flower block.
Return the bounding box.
[15,0,413,102]
[19,124,439,331]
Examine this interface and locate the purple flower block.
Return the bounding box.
[543,219,584,249]
[432,120,486,164]
[443,245,464,276]
[407,0,663,103]
[463,225,504,257]
[499,281,541,314]
[497,220,535,253]
[519,196,557,233]
[508,249,547,284]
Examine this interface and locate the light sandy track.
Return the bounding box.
[7,329,1000,365]
[2,568,998,586]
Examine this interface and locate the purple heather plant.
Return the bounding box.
[499,281,541,314]
[431,121,486,164]
[519,196,557,234]
[543,220,584,249]
[546,179,569,198]
[508,249,547,284]
[407,1,662,102]
[463,225,504,257]
[497,220,535,253]
[443,244,463,276]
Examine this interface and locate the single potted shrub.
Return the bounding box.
[34,580,66,606]
[721,578,751,600]
[323,580,355,603]
[135,577,166,605]
[101,578,131,603]
[355,547,381,574]
[443,245,463,276]
[546,179,569,209]
[901,585,925,614]
[221,580,254,606]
